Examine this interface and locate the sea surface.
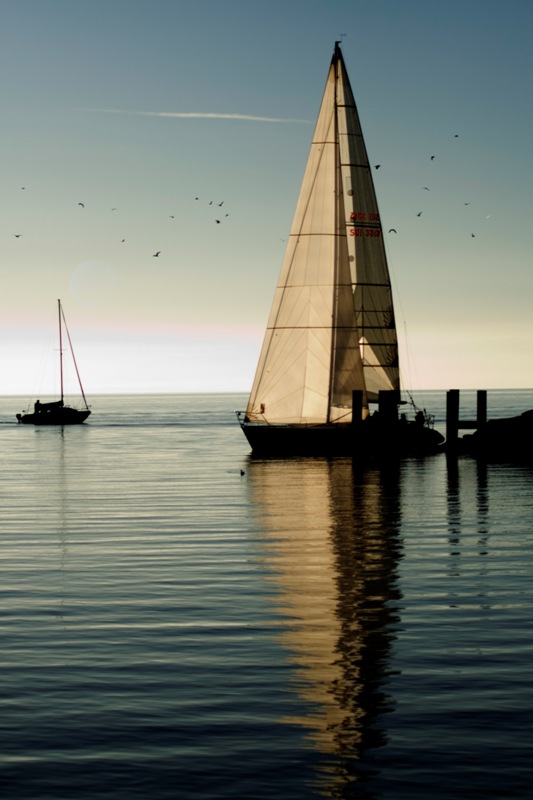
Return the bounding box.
[1,390,532,800]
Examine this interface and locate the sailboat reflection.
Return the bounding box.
[248,457,403,788]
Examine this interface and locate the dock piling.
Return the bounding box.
[351,390,363,426]
[446,389,487,450]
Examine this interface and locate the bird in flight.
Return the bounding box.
[416,211,422,217]
[374,164,381,170]
[153,251,161,257]
[13,233,22,238]
[78,202,85,208]
[388,229,397,234]
[423,187,430,191]
[430,155,435,160]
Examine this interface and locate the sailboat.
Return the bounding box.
[16,299,91,425]
[237,42,443,456]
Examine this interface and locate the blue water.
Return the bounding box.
[1,390,532,799]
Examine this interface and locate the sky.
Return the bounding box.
[1,0,532,396]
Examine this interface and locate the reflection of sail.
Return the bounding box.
[248,457,403,786]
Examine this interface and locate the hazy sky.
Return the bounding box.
[1,0,532,396]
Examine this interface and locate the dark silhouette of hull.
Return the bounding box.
[16,407,91,426]
[239,419,444,458]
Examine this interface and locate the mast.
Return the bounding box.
[327,41,342,424]
[59,301,90,410]
[58,298,64,405]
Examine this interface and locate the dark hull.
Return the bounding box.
[240,420,444,458]
[16,408,91,425]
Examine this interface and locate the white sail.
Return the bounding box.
[337,53,399,404]
[246,43,399,426]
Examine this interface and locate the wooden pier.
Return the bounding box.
[350,388,530,461]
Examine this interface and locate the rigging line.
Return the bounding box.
[60,304,89,409]
[58,299,64,403]
[327,53,341,424]
[401,319,428,412]
[382,229,425,408]
[380,229,414,387]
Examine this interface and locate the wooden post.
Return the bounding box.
[477,390,487,431]
[446,389,460,450]
[378,390,398,423]
[351,390,364,450]
[351,390,363,426]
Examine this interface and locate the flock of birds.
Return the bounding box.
[11,136,485,248]
[373,137,488,239]
[11,191,231,259]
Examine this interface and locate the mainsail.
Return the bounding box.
[246,43,399,426]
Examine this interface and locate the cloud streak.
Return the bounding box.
[80,108,311,124]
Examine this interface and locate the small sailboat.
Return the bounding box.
[237,42,443,456]
[16,299,91,425]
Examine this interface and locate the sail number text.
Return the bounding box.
[350,211,380,222]
[349,210,381,236]
[350,228,381,237]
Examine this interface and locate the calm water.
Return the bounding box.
[1,390,532,800]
